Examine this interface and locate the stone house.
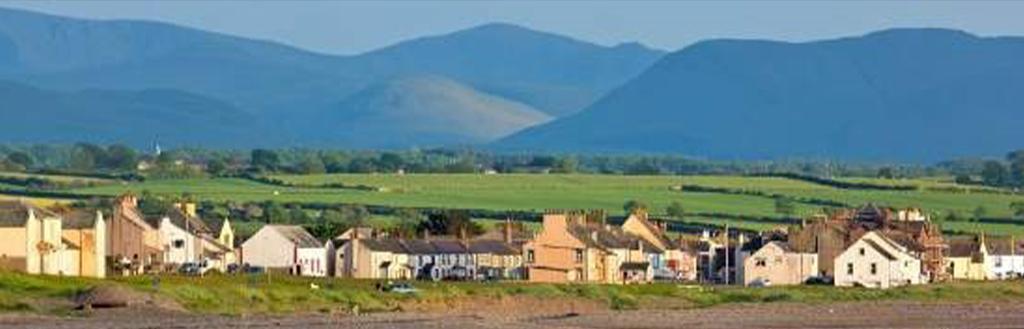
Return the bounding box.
[107,194,162,274]
[834,231,923,289]
[524,211,684,284]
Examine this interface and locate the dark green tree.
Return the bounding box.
[981,161,1010,187]
[1011,202,1024,219]
[666,201,686,219]
[251,149,280,172]
[774,196,796,218]
[104,144,138,170]
[394,208,424,238]
[623,199,649,215]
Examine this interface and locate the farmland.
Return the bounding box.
[37,173,1024,235]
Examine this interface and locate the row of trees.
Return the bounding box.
[976,151,1024,188]
[1,143,968,178]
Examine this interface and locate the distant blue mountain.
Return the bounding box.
[0,8,663,148]
[496,29,1024,162]
[0,80,260,147]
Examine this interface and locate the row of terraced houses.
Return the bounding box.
[3,195,1023,289]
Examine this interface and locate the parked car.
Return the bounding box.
[805,276,833,285]
[749,278,772,287]
[385,282,419,294]
[178,261,213,276]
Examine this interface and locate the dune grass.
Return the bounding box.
[5,271,1024,316]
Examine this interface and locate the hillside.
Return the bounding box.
[347,23,664,116]
[0,8,663,148]
[312,76,552,148]
[0,80,259,147]
[497,29,1024,162]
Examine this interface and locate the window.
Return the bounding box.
[847,263,854,275]
[870,263,877,275]
[859,248,865,256]
[173,239,185,249]
[527,250,535,263]
[996,257,1004,268]
[755,258,767,267]
[574,249,584,263]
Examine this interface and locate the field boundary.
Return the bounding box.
[748,172,917,191]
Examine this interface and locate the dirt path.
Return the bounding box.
[3,301,1023,329]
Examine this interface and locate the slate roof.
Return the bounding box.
[164,208,212,234]
[984,237,1024,256]
[947,238,979,258]
[468,239,521,255]
[361,239,407,253]
[0,201,59,227]
[62,210,101,229]
[402,239,437,254]
[268,225,322,248]
[568,224,663,253]
[864,239,898,261]
[431,240,468,254]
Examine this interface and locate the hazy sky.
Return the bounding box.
[4,1,1024,55]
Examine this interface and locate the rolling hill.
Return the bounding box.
[0,7,663,148]
[0,80,259,147]
[311,75,552,148]
[496,29,1024,162]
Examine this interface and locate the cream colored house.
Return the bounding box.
[0,201,63,275]
[524,211,671,284]
[59,210,106,278]
[335,236,411,279]
[945,238,986,280]
[241,225,327,276]
[741,241,817,286]
[0,202,107,278]
[834,231,923,289]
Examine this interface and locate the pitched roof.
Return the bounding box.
[402,239,437,254]
[468,239,520,255]
[863,239,898,261]
[0,201,63,227]
[947,238,980,258]
[568,224,664,253]
[163,208,212,234]
[984,237,1024,256]
[62,210,101,229]
[361,239,407,253]
[431,240,468,254]
[267,225,322,248]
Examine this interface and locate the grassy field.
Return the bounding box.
[5,271,1024,316]
[0,171,117,184]
[26,173,1024,235]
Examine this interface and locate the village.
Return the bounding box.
[2,194,1020,289]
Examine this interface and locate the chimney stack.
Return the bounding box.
[503,217,513,243]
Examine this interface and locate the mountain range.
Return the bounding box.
[0,7,662,149]
[498,29,1024,161]
[2,7,1024,161]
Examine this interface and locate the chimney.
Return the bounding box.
[503,217,513,243]
[422,229,431,241]
[174,202,197,218]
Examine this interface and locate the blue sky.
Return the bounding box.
[4,1,1024,55]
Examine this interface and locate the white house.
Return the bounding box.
[834,231,924,289]
[980,236,1024,280]
[241,225,327,277]
[148,205,234,272]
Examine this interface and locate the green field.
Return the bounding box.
[54,173,1024,235]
